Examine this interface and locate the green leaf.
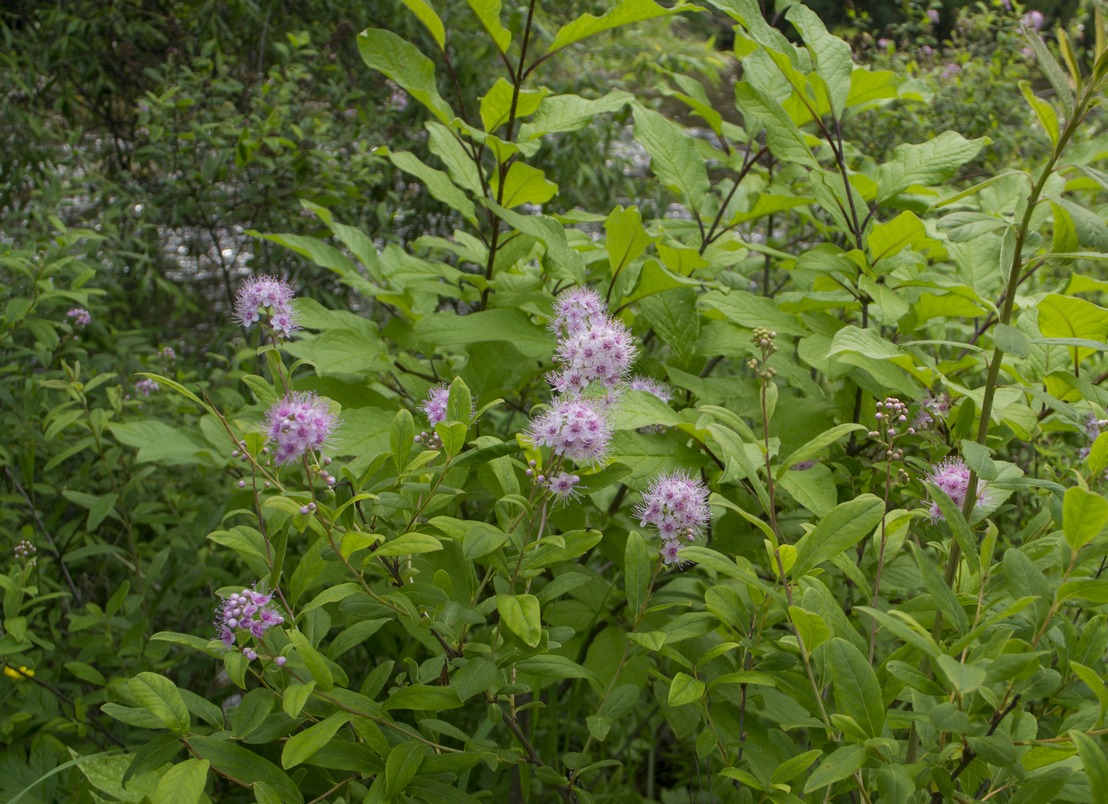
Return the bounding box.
[1064,486,1108,551]
[282,681,316,718]
[461,521,510,560]
[289,631,334,692]
[486,203,586,284]
[496,593,542,647]
[826,638,884,739]
[466,0,511,53]
[516,655,598,682]
[877,131,986,201]
[376,148,477,224]
[492,161,557,207]
[519,91,633,139]
[786,4,852,117]
[152,760,208,804]
[1021,81,1059,146]
[414,308,552,360]
[789,606,832,652]
[282,712,353,769]
[803,744,867,793]
[1070,661,1108,724]
[668,672,706,707]
[383,684,463,711]
[547,0,681,54]
[1070,730,1108,793]
[285,328,388,376]
[632,105,709,211]
[777,423,866,477]
[1038,293,1108,366]
[480,78,545,133]
[190,736,303,803]
[129,673,190,734]
[357,28,453,124]
[935,654,988,695]
[233,688,276,740]
[391,409,415,471]
[770,749,823,786]
[385,741,427,799]
[994,323,1032,358]
[792,494,884,577]
[867,211,927,263]
[732,82,820,168]
[372,532,444,558]
[624,531,650,616]
[605,205,655,278]
[109,421,211,466]
[1025,31,1074,111]
[401,0,445,50]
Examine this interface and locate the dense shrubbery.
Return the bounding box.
[5,0,1108,802]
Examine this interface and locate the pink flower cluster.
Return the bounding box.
[925,457,987,522]
[422,384,450,426]
[549,286,606,337]
[629,375,673,403]
[547,288,636,396]
[529,397,612,464]
[66,308,91,327]
[265,391,335,464]
[635,471,710,565]
[134,378,159,397]
[234,275,299,338]
[216,585,284,648]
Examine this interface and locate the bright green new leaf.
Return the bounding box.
[401,0,446,50]
[1064,486,1108,550]
[867,210,927,263]
[384,684,463,711]
[492,162,558,207]
[668,672,705,707]
[466,0,511,53]
[480,78,546,132]
[605,205,654,278]
[496,593,542,647]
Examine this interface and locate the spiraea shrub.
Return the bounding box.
[7,1,1108,802]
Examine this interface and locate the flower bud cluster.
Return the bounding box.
[234,275,299,338]
[635,470,710,566]
[869,397,912,459]
[748,327,777,379]
[216,585,285,649]
[13,540,36,563]
[66,308,91,327]
[912,392,950,431]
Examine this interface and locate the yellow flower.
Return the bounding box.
[3,665,34,681]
